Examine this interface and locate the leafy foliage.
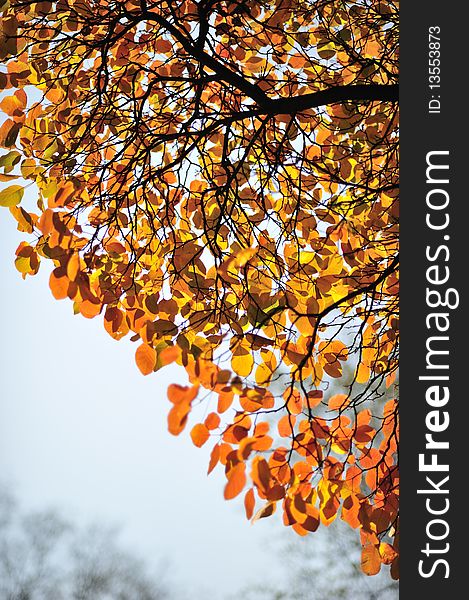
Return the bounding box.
[0,0,399,577]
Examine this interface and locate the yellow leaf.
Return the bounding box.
[0,184,23,207]
[255,361,272,385]
[356,362,370,384]
[231,344,254,377]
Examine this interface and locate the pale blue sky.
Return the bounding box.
[0,208,287,597]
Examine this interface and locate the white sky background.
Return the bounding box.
[0,209,289,597]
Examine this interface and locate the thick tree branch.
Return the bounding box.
[265,84,399,113]
[139,10,398,111]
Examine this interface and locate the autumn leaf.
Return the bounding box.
[278,414,295,437]
[224,463,246,500]
[244,489,255,520]
[251,457,271,495]
[328,394,350,411]
[190,423,210,448]
[207,444,220,475]
[379,542,398,565]
[0,119,21,148]
[0,184,23,207]
[135,343,157,375]
[252,502,276,523]
[205,412,220,430]
[159,345,181,366]
[49,270,69,300]
[167,384,199,405]
[231,344,254,377]
[361,543,382,576]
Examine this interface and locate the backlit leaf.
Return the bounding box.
[135,343,157,376]
[0,183,23,206]
[224,463,246,500]
[361,543,382,576]
[252,502,276,523]
[244,488,255,520]
[190,423,210,447]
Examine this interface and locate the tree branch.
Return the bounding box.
[265,84,399,114]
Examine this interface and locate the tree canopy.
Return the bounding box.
[0,0,399,578]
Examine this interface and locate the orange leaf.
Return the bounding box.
[135,343,157,375]
[291,522,309,536]
[218,443,233,465]
[48,181,75,208]
[341,494,361,529]
[168,403,190,436]
[224,462,246,500]
[159,345,181,366]
[361,543,382,576]
[217,391,234,413]
[0,119,20,148]
[207,444,220,474]
[328,393,350,411]
[79,299,101,319]
[285,389,302,415]
[167,384,199,404]
[354,424,375,444]
[278,414,295,437]
[205,412,220,430]
[0,95,23,116]
[190,423,210,448]
[252,435,273,452]
[0,90,26,115]
[49,270,69,300]
[244,488,255,519]
[38,209,54,235]
[254,421,270,436]
[379,542,398,565]
[357,409,372,426]
[251,457,271,494]
[66,253,80,281]
[306,390,323,408]
[356,362,370,384]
